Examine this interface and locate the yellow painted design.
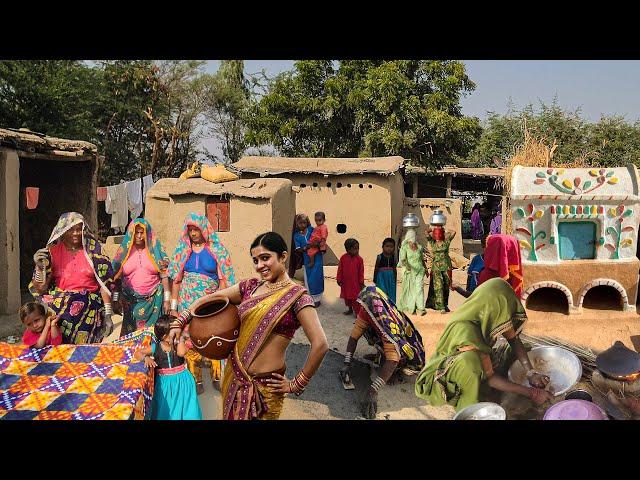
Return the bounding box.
[589,169,599,177]
[563,205,570,215]
[608,177,619,185]
[534,210,543,219]
[562,179,573,189]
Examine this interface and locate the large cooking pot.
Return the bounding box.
[596,341,640,380]
[188,296,240,360]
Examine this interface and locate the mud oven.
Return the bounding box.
[511,165,640,314]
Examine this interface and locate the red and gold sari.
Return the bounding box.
[221,283,307,420]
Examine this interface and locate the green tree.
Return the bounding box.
[246,60,481,168]
[0,60,102,141]
[468,99,640,168]
[203,60,251,164]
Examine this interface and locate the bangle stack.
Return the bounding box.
[170,299,178,311]
[164,291,171,302]
[289,371,311,396]
[344,351,353,365]
[371,375,386,392]
[34,268,45,283]
[104,303,113,316]
[112,291,120,302]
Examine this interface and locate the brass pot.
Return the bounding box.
[188,296,240,360]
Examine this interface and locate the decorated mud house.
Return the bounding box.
[511,165,640,314]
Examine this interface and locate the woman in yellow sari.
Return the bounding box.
[170,231,328,420]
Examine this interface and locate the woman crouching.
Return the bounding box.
[339,286,426,419]
[170,232,329,420]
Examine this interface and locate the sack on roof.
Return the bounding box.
[201,164,239,184]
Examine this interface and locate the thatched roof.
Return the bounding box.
[147,178,292,200]
[233,156,405,176]
[0,128,97,160]
[405,165,506,178]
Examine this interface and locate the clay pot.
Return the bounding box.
[188,296,240,360]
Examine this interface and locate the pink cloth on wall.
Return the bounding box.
[122,248,161,296]
[97,187,108,202]
[25,187,40,210]
[50,243,100,293]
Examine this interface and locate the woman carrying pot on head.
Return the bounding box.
[291,214,324,307]
[339,286,426,419]
[168,212,235,394]
[30,212,115,344]
[476,234,523,297]
[396,228,427,316]
[424,223,456,314]
[171,232,329,420]
[415,278,554,412]
[111,218,171,337]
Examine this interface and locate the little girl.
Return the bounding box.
[20,301,62,348]
[135,315,202,420]
[373,238,397,304]
[337,238,365,316]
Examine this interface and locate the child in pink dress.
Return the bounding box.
[20,301,62,348]
[306,212,328,268]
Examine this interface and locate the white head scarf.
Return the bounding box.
[403,228,417,244]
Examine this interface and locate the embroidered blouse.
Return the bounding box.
[238,278,314,339]
[184,248,219,280]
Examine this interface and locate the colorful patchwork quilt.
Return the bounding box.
[0,330,154,420]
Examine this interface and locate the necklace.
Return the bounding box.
[264,277,292,291]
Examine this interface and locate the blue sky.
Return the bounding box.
[203,60,640,156]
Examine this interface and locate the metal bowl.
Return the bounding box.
[508,346,582,397]
[453,402,506,420]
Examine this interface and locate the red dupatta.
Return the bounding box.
[477,234,523,298]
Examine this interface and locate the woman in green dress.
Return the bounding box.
[396,229,426,316]
[415,278,554,412]
[425,225,455,313]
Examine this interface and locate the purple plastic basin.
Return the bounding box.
[543,399,608,420]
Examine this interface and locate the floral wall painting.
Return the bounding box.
[515,203,546,261]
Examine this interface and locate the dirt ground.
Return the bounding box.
[2,268,639,420]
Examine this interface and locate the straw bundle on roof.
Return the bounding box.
[503,127,557,233]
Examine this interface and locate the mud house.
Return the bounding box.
[142,177,295,280]
[404,165,506,238]
[233,156,405,268]
[511,165,640,314]
[0,128,99,315]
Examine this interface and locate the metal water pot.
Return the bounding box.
[430,209,447,226]
[402,213,420,228]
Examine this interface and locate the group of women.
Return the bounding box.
[30,209,551,419]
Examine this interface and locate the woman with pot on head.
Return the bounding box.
[424,211,456,314]
[171,232,329,420]
[30,212,116,344]
[291,214,324,307]
[415,278,554,412]
[396,227,427,316]
[476,234,523,297]
[339,286,426,419]
[168,212,235,394]
[111,218,171,337]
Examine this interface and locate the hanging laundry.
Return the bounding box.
[106,183,129,233]
[25,187,40,210]
[126,178,143,220]
[96,186,108,202]
[142,174,155,202]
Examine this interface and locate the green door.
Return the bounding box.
[558,221,596,260]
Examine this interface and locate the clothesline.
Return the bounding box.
[99,174,155,233]
[414,182,507,199]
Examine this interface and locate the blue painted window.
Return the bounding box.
[558,221,596,260]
